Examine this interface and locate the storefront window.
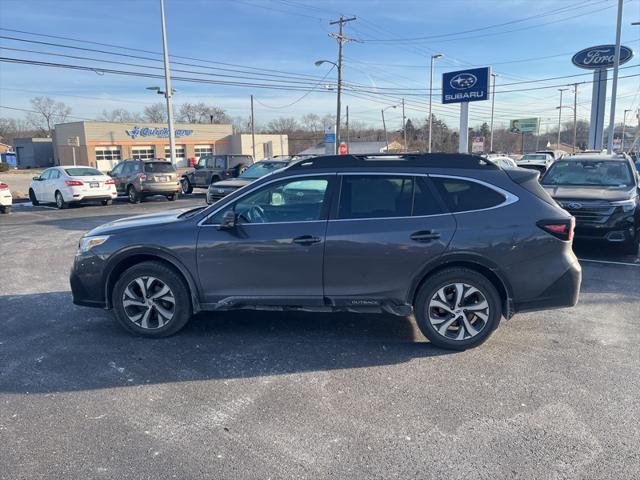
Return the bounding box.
[164,145,185,160]
[132,146,155,160]
[95,147,121,161]
[194,145,213,159]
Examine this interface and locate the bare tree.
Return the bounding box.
[301,113,321,134]
[143,103,167,123]
[0,117,37,144]
[266,117,299,134]
[26,96,71,137]
[232,116,252,134]
[177,102,231,124]
[98,108,143,123]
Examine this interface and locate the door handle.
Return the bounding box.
[410,230,441,242]
[292,235,322,245]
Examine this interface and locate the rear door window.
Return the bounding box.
[214,157,226,169]
[431,177,505,213]
[413,177,445,216]
[338,175,414,219]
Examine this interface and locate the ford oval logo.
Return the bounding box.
[567,202,582,210]
[450,73,477,90]
[572,45,633,70]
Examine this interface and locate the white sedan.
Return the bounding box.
[487,155,518,169]
[0,181,12,214]
[29,166,117,209]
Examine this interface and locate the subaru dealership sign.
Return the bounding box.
[572,45,633,70]
[442,67,490,104]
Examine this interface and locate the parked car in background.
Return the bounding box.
[206,159,290,204]
[541,153,639,254]
[71,153,581,351]
[536,150,565,160]
[0,181,12,213]
[29,166,117,209]
[180,154,254,194]
[486,155,518,170]
[517,152,554,173]
[108,159,180,204]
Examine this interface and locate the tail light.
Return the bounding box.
[223,170,232,177]
[0,182,8,190]
[65,180,84,187]
[137,173,147,181]
[537,217,575,241]
[105,178,116,185]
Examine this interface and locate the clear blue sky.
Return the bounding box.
[0,0,638,131]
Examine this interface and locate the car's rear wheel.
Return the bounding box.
[414,268,502,350]
[29,188,39,206]
[101,199,112,206]
[0,205,10,214]
[55,191,67,209]
[128,185,141,204]
[112,261,192,337]
[180,178,193,195]
[167,193,177,201]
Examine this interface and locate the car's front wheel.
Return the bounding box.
[414,268,502,350]
[180,178,193,195]
[112,261,192,337]
[29,188,39,206]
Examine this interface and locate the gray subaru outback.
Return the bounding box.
[71,153,581,350]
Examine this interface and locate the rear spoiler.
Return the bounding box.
[504,168,557,206]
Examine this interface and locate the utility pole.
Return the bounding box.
[557,88,568,148]
[250,95,256,160]
[401,98,407,152]
[489,73,497,152]
[572,83,578,152]
[622,108,631,151]
[607,0,624,154]
[382,108,388,150]
[345,105,350,152]
[329,15,356,155]
[159,0,176,166]
[428,53,443,153]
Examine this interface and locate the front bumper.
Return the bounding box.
[70,252,108,309]
[206,189,237,204]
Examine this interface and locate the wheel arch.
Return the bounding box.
[408,254,514,318]
[104,247,201,313]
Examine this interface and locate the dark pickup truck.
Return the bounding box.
[180,154,253,194]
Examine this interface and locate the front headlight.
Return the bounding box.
[78,235,110,254]
[611,198,637,213]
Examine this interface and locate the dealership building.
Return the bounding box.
[52,121,288,170]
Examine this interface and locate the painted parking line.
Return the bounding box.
[578,258,640,267]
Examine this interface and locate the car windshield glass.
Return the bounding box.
[522,154,547,160]
[542,160,634,187]
[64,168,102,176]
[240,162,287,179]
[144,162,175,173]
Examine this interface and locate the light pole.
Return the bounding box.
[158,0,176,165]
[428,53,443,153]
[382,105,397,150]
[315,59,340,154]
[489,72,498,152]
[622,108,631,151]
[557,88,568,148]
[607,0,624,153]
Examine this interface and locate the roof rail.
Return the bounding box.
[287,153,496,170]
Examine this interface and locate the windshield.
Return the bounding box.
[240,161,288,179]
[542,160,634,187]
[522,154,548,161]
[65,168,103,176]
[144,162,175,173]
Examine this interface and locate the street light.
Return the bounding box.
[315,59,341,154]
[428,53,443,153]
[382,105,397,150]
[556,88,568,148]
[489,73,498,152]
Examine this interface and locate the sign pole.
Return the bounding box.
[459,102,469,153]
[607,0,624,154]
[588,69,607,149]
[72,146,76,166]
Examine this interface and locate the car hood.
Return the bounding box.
[542,185,635,202]
[87,207,195,236]
[210,178,252,189]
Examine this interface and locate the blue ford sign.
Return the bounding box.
[442,67,490,104]
[572,45,633,70]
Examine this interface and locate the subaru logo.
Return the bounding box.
[450,73,477,90]
[567,202,582,210]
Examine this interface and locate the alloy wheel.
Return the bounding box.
[121,276,176,329]
[427,283,490,341]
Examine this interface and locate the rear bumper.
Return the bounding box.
[514,260,581,313]
[140,182,181,195]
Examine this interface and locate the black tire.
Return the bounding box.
[0,205,10,214]
[112,261,192,337]
[414,268,502,351]
[29,189,39,206]
[127,185,141,204]
[237,164,248,176]
[101,199,113,206]
[180,178,193,195]
[621,233,639,256]
[167,193,177,201]
[55,191,67,209]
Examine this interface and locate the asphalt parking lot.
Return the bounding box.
[1,195,639,480]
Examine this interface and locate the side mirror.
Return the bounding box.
[32,176,41,181]
[218,210,236,230]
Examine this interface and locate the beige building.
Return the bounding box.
[53,122,288,170]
